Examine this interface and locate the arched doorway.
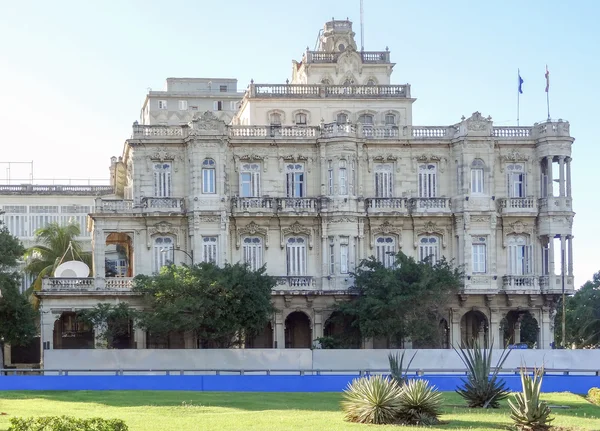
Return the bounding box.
[285,311,311,348]
[322,311,361,349]
[502,310,539,348]
[53,312,94,349]
[105,233,133,277]
[461,310,489,348]
[245,322,274,348]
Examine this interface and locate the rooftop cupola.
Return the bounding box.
[318,19,357,53]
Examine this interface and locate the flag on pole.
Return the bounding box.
[518,69,524,94]
[545,65,550,93]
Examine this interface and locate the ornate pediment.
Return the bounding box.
[370,221,402,248]
[149,148,176,162]
[414,220,447,248]
[411,154,448,172]
[188,111,226,134]
[280,222,313,249]
[502,219,534,247]
[466,111,492,131]
[233,152,269,172]
[236,222,269,249]
[146,221,182,248]
[500,150,531,173]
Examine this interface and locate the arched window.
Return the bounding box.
[418,163,437,198]
[153,163,172,197]
[295,112,307,125]
[202,236,218,264]
[339,160,347,195]
[270,113,282,125]
[286,237,307,276]
[243,237,263,271]
[240,163,260,197]
[375,236,396,268]
[153,236,174,273]
[336,113,348,124]
[507,235,532,275]
[472,236,487,273]
[385,113,396,126]
[358,114,374,125]
[285,163,305,197]
[202,159,216,194]
[471,159,485,195]
[419,236,439,265]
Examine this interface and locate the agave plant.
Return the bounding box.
[388,350,417,386]
[509,367,554,431]
[397,379,443,425]
[341,375,402,424]
[454,339,511,408]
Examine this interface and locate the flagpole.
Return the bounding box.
[517,69,520,126]
[545,65,551,121]
[546,90,551,121]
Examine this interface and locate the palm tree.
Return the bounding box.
[24,222,92,303]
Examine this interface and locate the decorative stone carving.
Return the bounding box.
[414,220,447,248]
[370,221,402,248]
[236,222,269,249]
[233,152,269,172]
[187,111,227,136]
[199,215,220,223]
[327,217,358,224]
[146,221,181,248]
[411,154,447,172]
[471,216,490,223]
[281,221,313,249]
[502,219,534,247]
[466,112,490,131]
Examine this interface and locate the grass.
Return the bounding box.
[0,391,599,431]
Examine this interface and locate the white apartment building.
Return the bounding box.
[37,19,574,351]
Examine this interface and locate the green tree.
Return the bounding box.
[555,271,600,348]
[335,253,463,348]
[0,219,37,366]
[24,222,92,297]
[77,303,138,348]
[133,262,276,348]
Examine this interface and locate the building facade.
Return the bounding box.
[37,19,575,351]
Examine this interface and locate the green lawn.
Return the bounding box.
[0,391,598,431]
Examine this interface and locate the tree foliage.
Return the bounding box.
[0,220,37,351]
[133,262,276,348]
[77,303,137,348]
[555,271,600,348]
[335,253,462,347]
[23,222,92,299]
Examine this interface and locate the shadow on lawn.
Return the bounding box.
[0,391,342,411]
[438,419,510,430]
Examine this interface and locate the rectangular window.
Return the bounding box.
[178,100,188,110]
[542,242,549,275]
[202,159,216,194]
[418,236,440,266]
[339,160,347,195]
[153,163,172,197]
[471,168,484,194]
[229,101,238,111]
[329,237,335,275]
[508,243,532,275]
[153,237,173,273]
[158,100,167,110]
[418,164,437,198]
[507,164,526,198]
[374,164,393,198]
[243,237,263,271]
[240,164,261,197]
[472,240,487,273]
[202,237,218,264]
[327,161,334,195]
[213,101,223,111]
[286,237,307,276]
[286,164,305,197]
[340,237,349,274]
[219,85,227,92]
[375,237,396,268]
[350,159,355,195]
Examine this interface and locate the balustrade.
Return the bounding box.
[366,198,407,212]
[412,127,448,138]
[42,278,95,291]
[0,184,113,195]
[141,197,185,211]
[229,125,318,138]
[248,84,409,99]
[232,197,276,211]
[275,276,315,289]
[502,275,537,290]
[95,200,134,213]
[409,197,451,212]
[105,277,134,290]
[132,124,184,138]
[499,197,537,213]
[278,198,319,211]
[304,50,390,64]
[493,127,532,137]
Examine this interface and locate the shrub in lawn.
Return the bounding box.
[8,416,128,431]
[454,339,511,408]
[396,379,442,425]
[588,387,600,406]
[509,367,554,431]
[388,350,417,386]
[341,374,403,424]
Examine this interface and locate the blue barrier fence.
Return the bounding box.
[1,375,599,393]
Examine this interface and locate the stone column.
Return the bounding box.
[548,235,555,276]
[40,312,57,352]
[134,328,146,349]
[489,308,501,347]
[566,158,572,197]
[363,338,374,349]
[546,156,554,197]
[313,309,323,346]
[275,312,285,349]
[568,236,574,276]
[541,307,552,350]
[184,331,196,349]
[478,322,486,347]
[450,308,461,348]
[514,321,521,344]
[558,156,565,197]
[560,235,567,276]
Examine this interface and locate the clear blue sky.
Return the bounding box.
[1,0,598,285]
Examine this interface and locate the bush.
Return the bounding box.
[588,387,600,406]
[341,375,403,424]
[9,416,128,431]
[388,351,417,386]
[396,379,442,425]
[454,339,511,408]
[509,367,554,431]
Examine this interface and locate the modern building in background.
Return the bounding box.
[34,19,574,351]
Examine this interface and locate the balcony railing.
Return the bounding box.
[321,122,358,137]
[141,197,185,212]
[539,275,575,293]
[0,184,113,196]
[42,277,95,291]
[499,197,537,213]
[502,275,537,290]
[232,197,276,211]
[366,198,407,212]
[408,197,451,212]
[304,50,391,64]
[247,84,410,99]
[229,125,319,138]
[94,199,134,213]
[132,124,185,138]
[278,198,320,212]
[538,197,573,212]
[412,126,449,138]
[275,276,315,289]
[493,127,532,138]
[104,277,134,290]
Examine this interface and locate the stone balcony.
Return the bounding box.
[0,184,113,196]
[232,197,322,216]
[141,197,185,213]
[502,275,539,292]
[539,197,573,213]
[408,197,452,214]
[41,277,134,292]
[95,198,185,214]
[246,83,410,99]
[229,125,319,139]
[365,197,408,215]
[304,49,391,64]
[275,276,315,289]
[499,197,537,215]
[232,197,277,214]
[278,198,321,214]
[539,275,575,294]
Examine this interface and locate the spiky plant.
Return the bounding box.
[454,339,511,408]
[388,350,417,386]
[396,379,443,425]
[509,367,554,431]
[341,375,403,424]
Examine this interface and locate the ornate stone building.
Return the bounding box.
[37,19,575,351]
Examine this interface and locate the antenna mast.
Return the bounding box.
[360,0,364,51]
